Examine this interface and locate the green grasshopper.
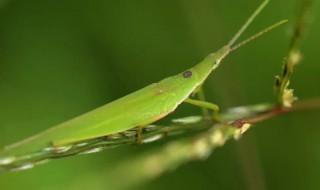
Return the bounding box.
[0,0,287,170]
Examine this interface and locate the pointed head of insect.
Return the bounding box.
[209,46,231,68]
[205,46,231,69]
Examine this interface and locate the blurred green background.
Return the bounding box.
[0,0,319,189]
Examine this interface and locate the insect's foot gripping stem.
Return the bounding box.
[192,86,210,118]
[184,98,221,121]
[135,127,143,144]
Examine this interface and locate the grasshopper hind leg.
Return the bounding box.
[184,98,220,120]
[192,86,210,118]
[186,86,221,122]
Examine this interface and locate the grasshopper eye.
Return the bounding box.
[182,70,193,78]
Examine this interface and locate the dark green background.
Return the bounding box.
[0,0,319,189]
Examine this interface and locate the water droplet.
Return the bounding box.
[142,134,163,144]
[53,145,73,153]
[43,147,55,152]
[121,130,136,137]
[0,157,16,165]
[75,142,89,147]
[79,147,104,155]
[172,116,202,124]
[43,145,73,154]
[10,163,34,172]
[144,125,160,132]
[107,133,122,140]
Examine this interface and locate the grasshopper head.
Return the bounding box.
[211,46,231,67]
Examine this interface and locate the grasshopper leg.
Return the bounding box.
[192,86,210,117]
[184,98,220,121]
[135,126,143,144]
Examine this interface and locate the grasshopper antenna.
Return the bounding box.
[227,0,269,47]
[230,19,288,52]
